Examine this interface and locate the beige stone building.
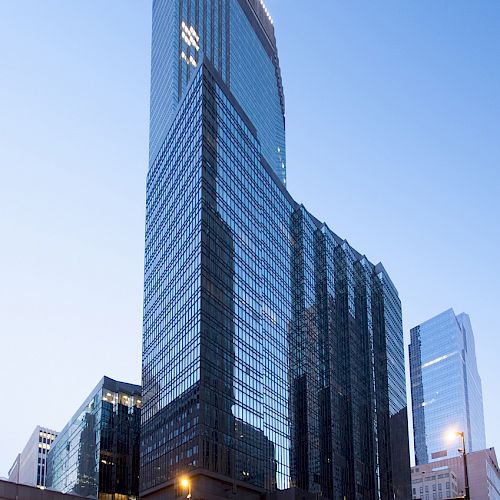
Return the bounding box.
[411,464,459,499]
[411,448,500,500]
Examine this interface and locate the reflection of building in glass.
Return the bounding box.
[410,309,486,465]
[288,225,411,499]
[142,1,410,498]
[7,426,58,488]
[46,376,141,499]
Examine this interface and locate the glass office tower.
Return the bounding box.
[142,1,410,499]
[409,309,486,465]
[47,377,141,500]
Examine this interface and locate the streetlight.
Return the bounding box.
[180,476,192,499]
[447,430,469,500]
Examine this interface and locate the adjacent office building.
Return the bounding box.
[410,448,500,500]
[7,426,58,488]
[46,376,141,500]
[411,465,459,499]
[142,1,410,499]
[409,308,486,465]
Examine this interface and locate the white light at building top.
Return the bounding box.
[182,31,191,46]
[181,51,197,67]
[258,0,273,24]
[189,25,200,42]
[180,21,200,63]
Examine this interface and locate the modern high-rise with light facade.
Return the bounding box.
[141,1,410,499]
[7,426,58,488]
[409,308,486,465]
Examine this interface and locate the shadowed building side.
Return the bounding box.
[46,377,141,500]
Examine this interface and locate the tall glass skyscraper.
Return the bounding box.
[409,308,486,465]
[141,1,410,499]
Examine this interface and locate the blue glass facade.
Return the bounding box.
[376,265,412,498]
[409,308,486,465]
[46,377,141,500]
[149,0,286,183]
[142,2,410,499]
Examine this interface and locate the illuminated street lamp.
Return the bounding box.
[447,430,469,500]
[179,476,192,499]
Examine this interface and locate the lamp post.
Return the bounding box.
[456,431,469,500]
[180,477,192,499]
[450,431,469,500]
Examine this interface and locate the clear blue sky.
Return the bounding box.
[0,0,499,478]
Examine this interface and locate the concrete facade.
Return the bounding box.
[8,426,58,488]
[141,470,331,500]
[411,464,459,499]
[0,479,84,500]
[6,455,20,485]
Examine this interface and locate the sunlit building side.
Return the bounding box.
[410,308,486,464]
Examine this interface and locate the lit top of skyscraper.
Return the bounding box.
[409,308,486,465]
[149,0,286,183]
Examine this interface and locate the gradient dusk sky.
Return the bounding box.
[0,0,499,478]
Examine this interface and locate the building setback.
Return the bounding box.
[7,455,20,485]
[7,426,58,489]
[410,448,500,500]
[46,376,141,499]
[141,1,411,499]
[409,308,486,465]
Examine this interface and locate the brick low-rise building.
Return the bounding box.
[411,448,500,500]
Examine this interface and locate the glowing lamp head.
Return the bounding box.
[446,430,456,442]
[180,477,190,489]
[445,429,463,443]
